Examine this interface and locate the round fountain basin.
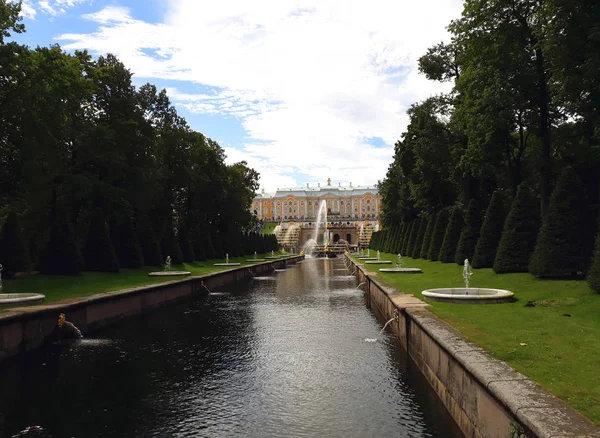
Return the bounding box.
[213,263,241,267]
[422,288,514,304]
[0,293,45,306]
[365,260,392,264]
[246,259,266,262]
[379,268,423,274]
[148,271,192,277]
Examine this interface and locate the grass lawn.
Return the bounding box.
[0,253,286,305]
[353,252,600,425]
[261,222,278,234]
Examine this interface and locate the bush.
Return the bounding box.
[178,222,195,263]
[588,234,600,293]
[160,220,183,265]
[412,217,428,259]
[428,208,449,261]
[212,229,225,258]
[529,167,593,278]
[402,220,415,255]
[111,217,144,269]
[38,203,83,275]
[407,218,421,258]
[136,218,163,267]
[0,212,30,277]
[439,206,464,263]
[493,184,540,273]
[420,215,436,259]
[82,210,120,272]
[455,200,482,265]
[472,191,508,269]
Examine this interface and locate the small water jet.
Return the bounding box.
[365,251,392,265]
[213,253,241,267]
[378,253,423,274]
[380,318,395,334]
[149,256,192,276]
[356,281,366,290]
[422,259,514,304]
[246,251,266,262]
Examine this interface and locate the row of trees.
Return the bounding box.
[376,0,600,292]
[0,2,269,276]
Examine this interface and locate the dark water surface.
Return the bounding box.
[0,258,462,437]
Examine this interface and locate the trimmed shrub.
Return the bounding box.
[439,206,464,263]
[529,167,593,278]
[412,217,428,259]
[111,217,144,269]
[493,184,540,273]
[212,230,225,258]
[402,221,415,255]
[136,218,162,267]
[428,208,449,261]
[472,191,508,269]
[455,200,482,265]
[407,218,421,258]
[420,215,436,259]
[178,223,195,263]
[82,210,120,272]
[393,225,404,254]
[38,203,83,275]
[161,220,183,265]
[0,212,30,277]
[588,234,600,293]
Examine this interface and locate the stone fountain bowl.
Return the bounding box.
[422,288,514,304]
[246,259,266,262]
[379,267,423,274]
[0,293,45,306]
[213,263,241,267]
[148,271,192,277]
[365,260,392,264]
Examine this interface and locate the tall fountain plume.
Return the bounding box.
[313,200,328,245]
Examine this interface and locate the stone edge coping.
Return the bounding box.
[348,256,600,438]
[0,256,303,324]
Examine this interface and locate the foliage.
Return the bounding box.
[472,191,508,268]
[412,218,429,259]
[588,234,600,293]
[455,199,482,265]
[529,167,594,278]
[160,220,183,265]
[420,215,436,259]
[428,208,449,261]
[38,203,83,275]
[178,222,195,263]
[406,218,421,259]
[136,218,162,267]
[0,211,30,277]
[439,206,464,263]
[82,210,120,273]
[110,216,144,269]
[493,185,540,273]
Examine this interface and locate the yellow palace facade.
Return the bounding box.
[250,178,381,223]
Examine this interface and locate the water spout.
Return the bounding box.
[377,250,380,261]
[226,253,229,264]
[463,259,473,292]
[356,281,366,290]
[396,253,403,269]
[379,318,395,334]
[164,256,171,272]
[200,281,211,294]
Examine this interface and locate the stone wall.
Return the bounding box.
[0,256,303,363]
[351,257,599,438]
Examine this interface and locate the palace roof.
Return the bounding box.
[254,182,379,199]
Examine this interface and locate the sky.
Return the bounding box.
[14,0,462,193]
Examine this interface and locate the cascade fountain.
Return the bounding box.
[379,253,423,274]
[149,256,192,276]
[0,263,46,306]
[214,253,241,267]
[422,259,514,304]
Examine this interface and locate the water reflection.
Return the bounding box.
[0,258,462,437]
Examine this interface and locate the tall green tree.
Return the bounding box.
[472,191,508,268]
[439,206,464,263]
[455,200,482,265]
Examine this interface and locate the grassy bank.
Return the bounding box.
[0,253,286,304]
[261,222,278,234]
[353,252,600,424]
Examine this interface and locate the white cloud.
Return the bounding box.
[19,1,37,18]
[56,0,461,192]
[24,0,91,17]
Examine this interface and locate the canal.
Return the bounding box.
[0,257,462,437]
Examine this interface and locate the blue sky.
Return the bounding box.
[15,0,459,192]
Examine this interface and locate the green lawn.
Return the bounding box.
[354,252,600,424]
[0,253,285,304]
[261,222,279,234]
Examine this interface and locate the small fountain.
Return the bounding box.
[422,259,514,304]
[247,251,266,263]
[357,247,378,261]
[379,253,423,274]
[266,250,280,259]
[214,253,241,267]
[365,250,392,265]
[149,256,191,276]
[0,263,46,307]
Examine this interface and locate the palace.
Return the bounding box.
[250,178,381,223]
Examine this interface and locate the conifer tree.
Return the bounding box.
[160,220,183,265]
[0,212,30,277]
[136,218,163,267]
[428,208,449,261]
[178,222,195,263]
[587,233,600,293]
[111,216,144,269]
[420,215,436,259]
[38,203,83,275]
[407,218,421,258]
[472,191,508,269]
[412,217,428,259]
[82,210,120,272]
[455,200,482,265]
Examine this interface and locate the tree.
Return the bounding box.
[136,218,162,267]
[493,184,540,273]
[82,210,119,272]
[420,215,436,259]
[178,222,195,263]
[406,218,422,258]
[472,191,508,268]
[0,0,25,44]
[529,167,593,278]
[38,202,83,275]
[160,220,183,265]
[428,208,449,261]
[0,211,30,277]
[111,217,144,269]
[439,206,464,263]
[411,218,428,259]
[588,233,600,293]
[455,200,482,265]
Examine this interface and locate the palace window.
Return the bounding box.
[367,199,370,204]
[289,207,293,213]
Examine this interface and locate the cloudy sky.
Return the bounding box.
[15,0,462,192]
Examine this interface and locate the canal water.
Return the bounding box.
[0,258,462,437]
